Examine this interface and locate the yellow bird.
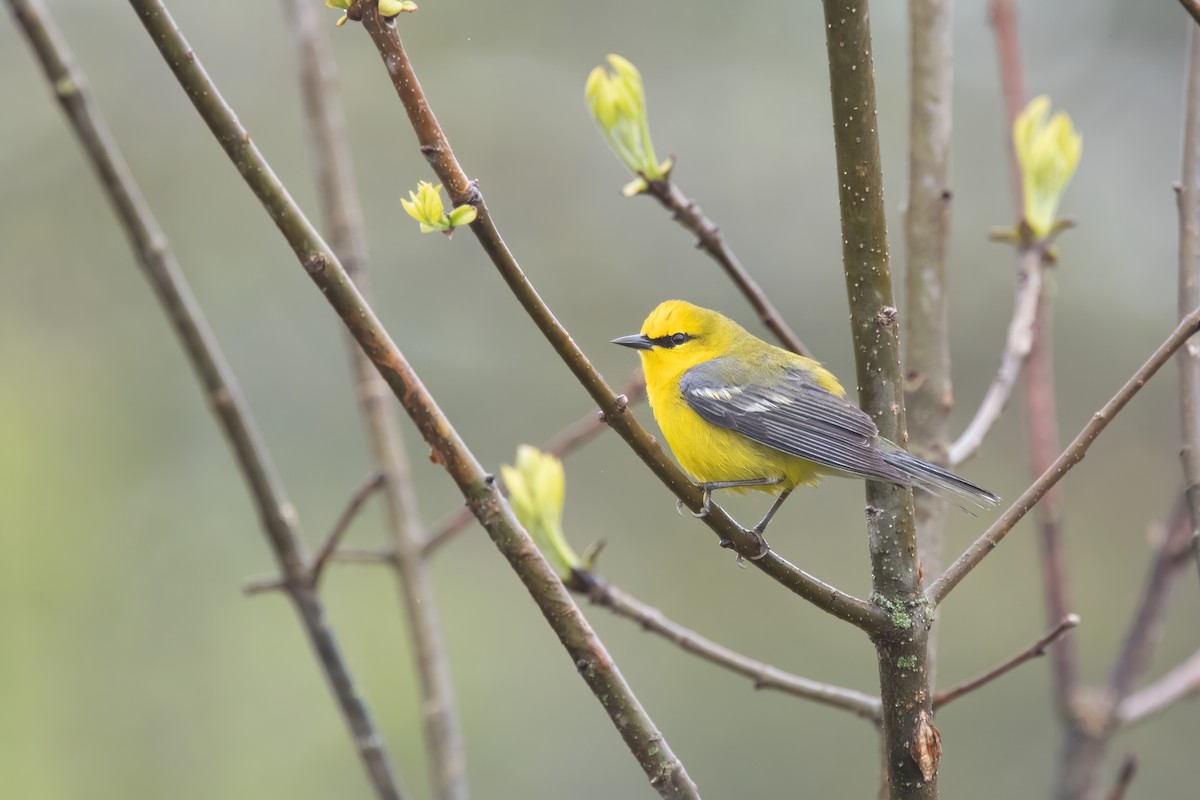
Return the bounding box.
[612,300,998,557]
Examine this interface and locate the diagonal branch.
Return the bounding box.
[577,573,881,721]
[641,179,809,356]
[353,7,882,631]
[422,370,646,558]
[124,3,699,795]
[946,247,1042,466]
[933,614,1079,709]
[1181,0,1200,27]
[284,2,468,796]
[1118,646,1200,727]
[928,306,1200,606]
[1108,499,1195,703]
[6,2,406,797]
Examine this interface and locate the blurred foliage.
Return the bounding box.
[1,1,1198,798]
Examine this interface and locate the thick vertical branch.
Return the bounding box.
[1178,24,1200,585]
[903,0,953,690]
[123,3,699,795]
[6,2,405,797]
[285,2,467,798]
[820,2,931,798]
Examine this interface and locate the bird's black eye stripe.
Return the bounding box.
[650,332,695,348]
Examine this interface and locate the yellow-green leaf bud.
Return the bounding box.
[1013,95,1082,241]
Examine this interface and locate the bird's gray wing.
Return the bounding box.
[679,357,908,482]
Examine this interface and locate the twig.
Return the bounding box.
[928,306,1200,606]
[7,2,405,797]
[1181,0,1200,27]
[243,470,386,595]
[641,179,809,357]
[284,2,468,796]
[334,548,398,565]
[422,370,646,558]
[124,3,700,795]
[354,7,882,631]
[903,0,954,691]
[945,248,1042,466]
[820,1,930,797]
[310,470,386,584]
[933,614,1080,709]
[1177,24,1200,587]
[1108,499,1195,703]
[1118,647,1200,727]
[1103,754,1137,800]
[580,575,882,721]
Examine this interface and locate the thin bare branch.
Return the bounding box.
[284,2,468,796]
[422,370,646,558]
[1109,499,1195,703]
[1103,754,1137,800]
[580,575,882,721]
[1180,0,1200,27]
[124,4,699,795]
[1118,647,1200,727]
[1177,24,1200,587]
[928,306,1200,606]
[7,2,405,796]
[933,614,1080,709]
[641,179,809,356]
[334,548,398,565]
[310,470,386,585]
[353,7,882,631]
[946,248,1042,466]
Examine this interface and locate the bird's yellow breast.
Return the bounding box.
[644,365,824,493]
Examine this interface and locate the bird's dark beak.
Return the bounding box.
[611,333,654,351]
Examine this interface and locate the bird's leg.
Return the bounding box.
[744,488,793,560]
[691,477,782,519]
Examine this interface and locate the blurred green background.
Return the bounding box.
[2,1,1197,797]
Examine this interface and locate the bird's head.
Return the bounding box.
[611,300,744,374]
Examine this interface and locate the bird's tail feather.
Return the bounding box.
[881,449,1001,510]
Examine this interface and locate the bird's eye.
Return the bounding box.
[671,333,689,346]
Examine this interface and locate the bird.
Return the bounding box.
[612,300,999,558]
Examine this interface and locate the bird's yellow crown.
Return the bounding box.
[636,300,746,378]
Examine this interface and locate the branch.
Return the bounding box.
[928,306,1200,606]
[1118,647,1200,727]
[284,2,467,796]
[933,614,1080,709]
[1181,0,1200,27]
[310,470,386,584]
[124,3,699,795]
[945,248,1042,466]
[903,0,954,690]
[1177,24,1200,587]
[7,2,405,796]
[354,7,882,630]
[422,370,646,558]
[1109,499,1195,702]
[641,179,810,356]
[1103,755,1137,800]
[820,1,930,796]
[579,574,882,721]
[244,470,386,594]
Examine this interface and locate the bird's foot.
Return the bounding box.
[691,487,713,518]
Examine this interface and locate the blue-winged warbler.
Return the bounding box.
[613,300,998,556]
